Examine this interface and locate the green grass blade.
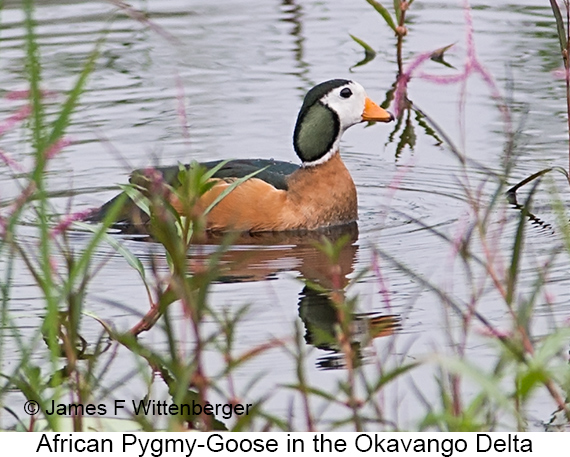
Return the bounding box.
[47,35,105,146]
[549,0,567,56]
[366,0,396,32]
[24,0,45,156]
[120,184,151,217]
[74,221,146,283]
[349,34,376,69]
[349,34,376,55]
[204,167,267,215]
[23,0,61,364]
[371,361,419,392]
[506,181,537,305]
[59,193,130,292]
[432,355,515,414]
[430,43,456,69]
[202,160,230,181]
[393,0,401,23]
[506,167,554,196]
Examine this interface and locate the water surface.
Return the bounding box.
[1,0,569,430]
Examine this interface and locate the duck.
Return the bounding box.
[87,79,393,232]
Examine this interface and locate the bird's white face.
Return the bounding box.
[320,80,392,134]
[320,81,368,133]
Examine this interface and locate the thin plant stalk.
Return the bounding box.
[395,0,410,75]
[566,0,570,172]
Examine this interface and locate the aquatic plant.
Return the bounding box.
[353,0,451,158]
[369,0,570,431]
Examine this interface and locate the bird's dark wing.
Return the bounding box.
[147,159,299,191]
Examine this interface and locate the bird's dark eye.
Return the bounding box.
[340,88,352,98]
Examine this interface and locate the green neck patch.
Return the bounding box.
[293,102,340,163]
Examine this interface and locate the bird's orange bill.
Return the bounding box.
[362,97,394,122]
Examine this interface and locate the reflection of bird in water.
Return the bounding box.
[129,222,402,367]
[298,286,400,370]
[189,224,402,369]
[192,224,401,369]
[190,223,360,285]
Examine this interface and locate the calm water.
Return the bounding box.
[1,0,569,430]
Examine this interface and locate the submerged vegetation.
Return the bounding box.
[1,0,570,432]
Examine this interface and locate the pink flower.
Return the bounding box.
[0,149,25,172]
[50,209,96,238]
[0,104,32,136]
[393,0,507,125]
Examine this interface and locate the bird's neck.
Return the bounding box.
[293,102,341,166]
